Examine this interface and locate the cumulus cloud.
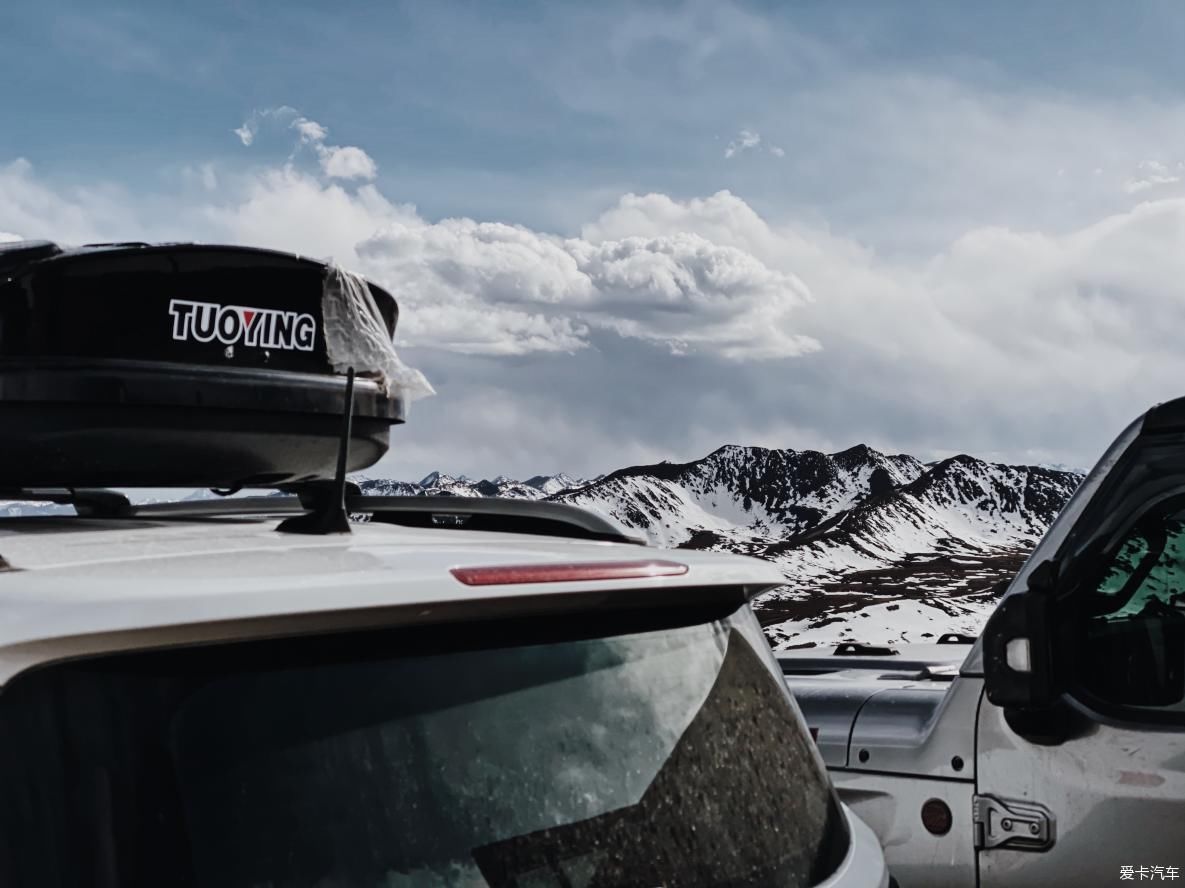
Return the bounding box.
[234,108,378,181]
[288,114,377,181]
[61,143,812,363]
[565,233,816,358]
[572,186,1185,471]
[356,210,813,359]
[202,166,411,262]
[291,116,329,144]
[319,145,378,181]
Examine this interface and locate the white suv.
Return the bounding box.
[0,239,888,887]
[0,496,888,887]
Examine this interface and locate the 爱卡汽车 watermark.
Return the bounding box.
[1121,866,1181,881]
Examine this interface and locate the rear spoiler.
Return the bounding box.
[4,489,646,546]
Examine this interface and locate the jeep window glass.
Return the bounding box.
[0,606,847,888]
[1072,504,1185,716]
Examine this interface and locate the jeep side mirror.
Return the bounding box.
[983,561,1059,709]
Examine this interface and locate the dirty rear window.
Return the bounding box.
[0,605,846,887]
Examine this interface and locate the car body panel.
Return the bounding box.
[0,515,787,683]
[784,645,980,781]
[848,677,980,782]
[832,772,975,888]
[976,681,1185,887]
[819,804,892,888]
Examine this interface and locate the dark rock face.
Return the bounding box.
[867,466,896,499]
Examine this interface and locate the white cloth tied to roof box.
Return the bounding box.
[322,266,434,403]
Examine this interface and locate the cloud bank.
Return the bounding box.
[4,115,1185,478]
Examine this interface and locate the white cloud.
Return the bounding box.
[577,186,1185,466]
[11,137,1185,472]
[357,210,812,359]
[232,106,298,147]
[724,129,762,158]
[202,166,411,262]
[291,116,329,143]
[0,232,21,243]
[319,145,378,181]
[282,114,378,181]
[0,158,142,245]
[565,232,816,359]
[1124,159,1180,194]
[723,128,783,159]
[233,109,374,182]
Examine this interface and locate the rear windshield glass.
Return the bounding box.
[0,605,846,887]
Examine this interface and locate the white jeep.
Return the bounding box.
[784,403,1185,887]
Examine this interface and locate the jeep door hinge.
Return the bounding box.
[973,794,1055,852]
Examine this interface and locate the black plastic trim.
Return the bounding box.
[355,496,646,545]
[39,493,647,547]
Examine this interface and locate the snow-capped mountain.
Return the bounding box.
[353,444,1080,648]
[549,446,1081,648]
[554,444,926,548]
[357,472,590,500]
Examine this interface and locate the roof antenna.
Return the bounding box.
[277,367,355,534]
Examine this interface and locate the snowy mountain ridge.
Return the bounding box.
[356,471,590,500]
[364,444,1082,648]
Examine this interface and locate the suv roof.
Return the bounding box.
[0,512,785,683]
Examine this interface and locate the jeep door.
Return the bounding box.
[976,411,1185,887]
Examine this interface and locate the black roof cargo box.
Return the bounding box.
[0,241,410,489]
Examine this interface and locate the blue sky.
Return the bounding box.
[12,0,1185,241]
[5,1,1185,478]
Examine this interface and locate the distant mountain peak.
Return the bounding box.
[831,443,879,461]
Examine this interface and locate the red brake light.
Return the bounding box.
[450,559,689,586]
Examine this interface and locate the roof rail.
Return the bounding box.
[129,496,304,519]
[353,496,645,545]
